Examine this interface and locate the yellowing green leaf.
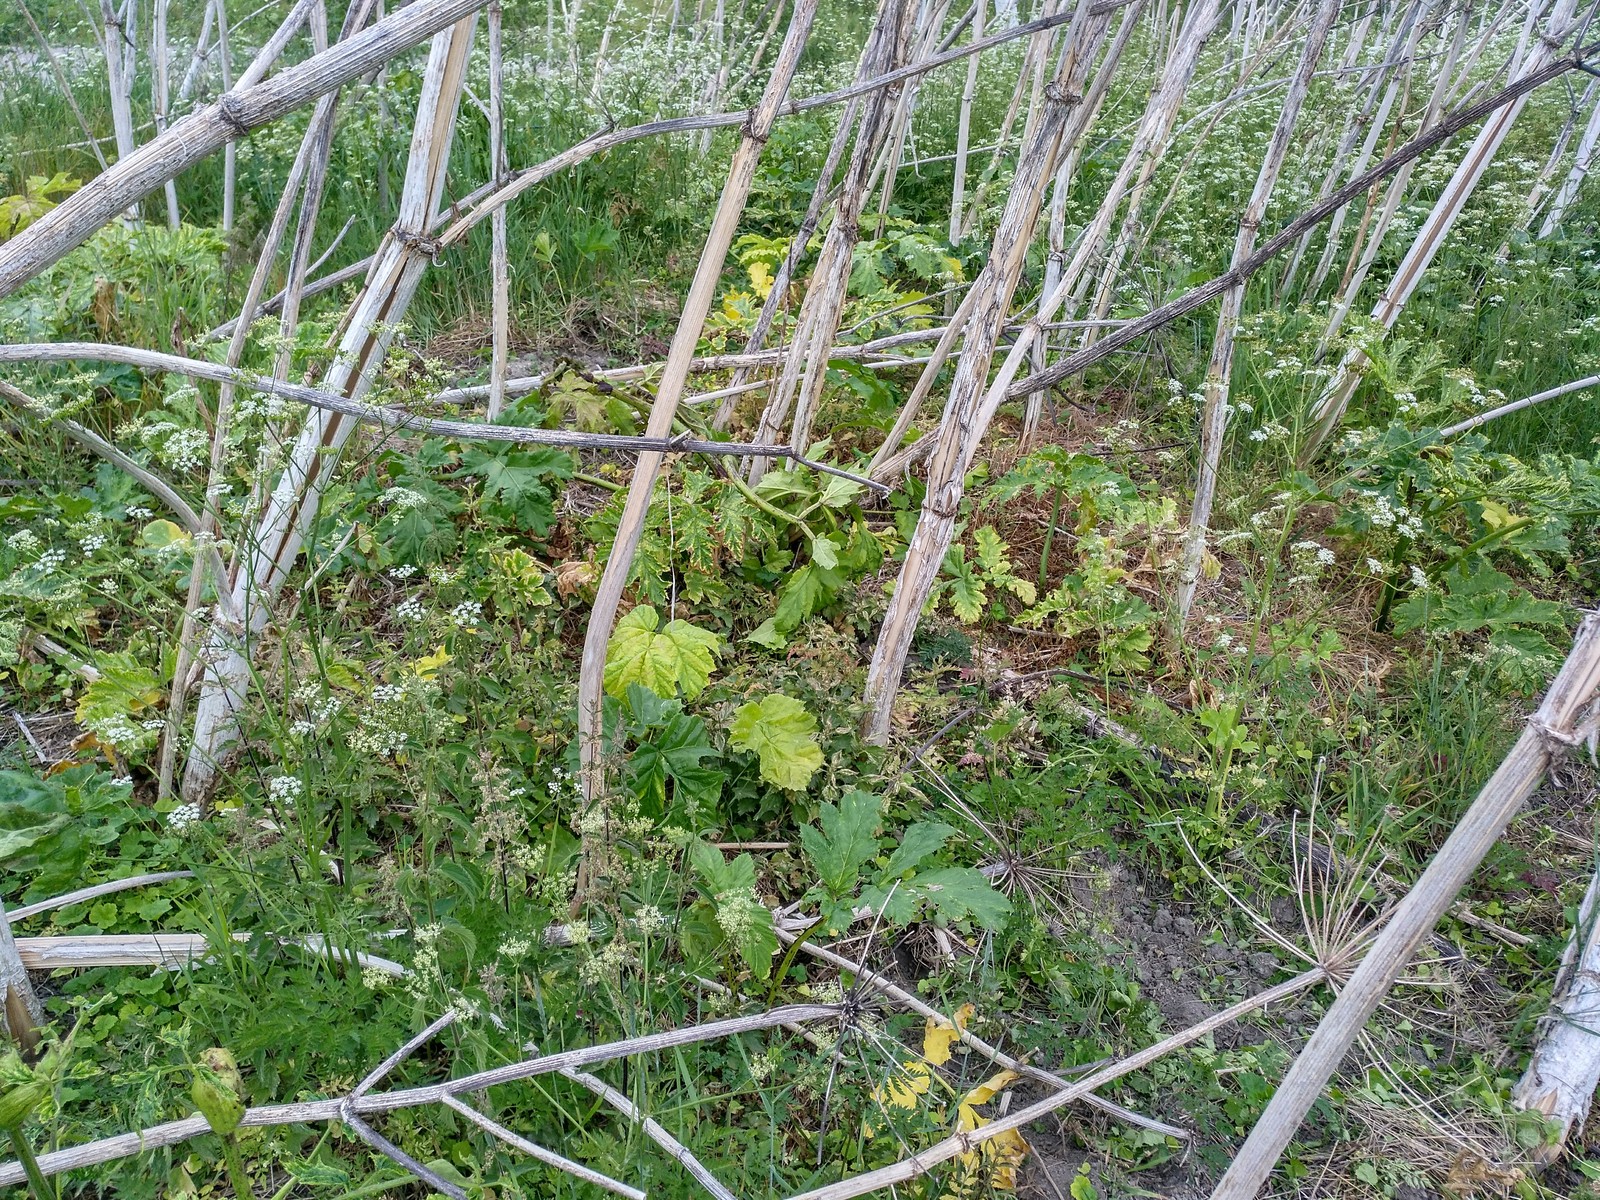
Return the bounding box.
[728,693,822,790]
[1479,499,1516,530]
[411,645,451,680]
[140,519,190,549]
[948,574,986,623]
[974,526,1009,575]
[603,606,720,700]
[959,1067,1018,1111]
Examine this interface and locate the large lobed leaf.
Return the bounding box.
[603,606,721,700]
[728,693,823,791]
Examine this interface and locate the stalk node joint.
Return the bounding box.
[217,95,251,136]
[395,230,444,261]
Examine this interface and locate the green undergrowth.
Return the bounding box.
[4,2,1600,1198]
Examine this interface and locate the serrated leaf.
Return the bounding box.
[911,866,1011,930]
[815,470,864,510]
[1003,576,1037,605]
[728,693,823,791]
[689,840,757,896]
[811,534,840,570]
[625,699,722,820]
[882,821,956,878]
[381,505,456,563]
[799,790,881,894]
[75,652,163,742]
[876,1059,934,1110]
[603,606,720,700]
[775,563,836,631]
[461,447,571,535]
[974,526,1009,574]
[948,573,986,623]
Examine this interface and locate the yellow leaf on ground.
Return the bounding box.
[959,1068,1021,1114]
[953,1070,1028,1194]
[877,1060,932,1110]
[922,1003,975,1067]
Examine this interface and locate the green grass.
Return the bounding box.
[4,3,1600,1197]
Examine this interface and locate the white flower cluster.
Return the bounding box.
[395,596,426,623]
[449,600,483,628]
[267,776,304,805]
[1248,421,1291,443]
[715,888,768,942]
[6,530,41,555]
[89,713,144,747]
[578,939,632,985]
[166,803,202,833]
[158,427,210,473]
[634,905,666,936]
[289,684,342,737]
[499,935,532,960]
[1291,540,1336,567]
[381,486,430,511]
[349,680,432,757]
[389,564,418,580]
[1288,540,1336,585]
[1362,493,1424,539]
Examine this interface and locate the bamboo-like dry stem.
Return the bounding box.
[1173,0,1338,626]
[9,871,195,921]
[485,0,510,421]
[0,1003,840,1186]
[1008,41,1600,401]
[781,930,1188,1139]
[100,0,137,169]
[948,0,984,247]
[0,903,41,1050]
[1212,610,1600,1199]
[1303,0,1584,458]
[1541,73,1600,235]
[441,1094,647,1199]
[784,969,1327,1200]
[746,0,910,484]
[1439,373,1600,437]
[1513,862,1600,1166]
[861,0,1135,742]
[150,0,179,226]
[180,15,481,803]
[574,0,821,816]
[0,0,491,299]
[0,339,887,489]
